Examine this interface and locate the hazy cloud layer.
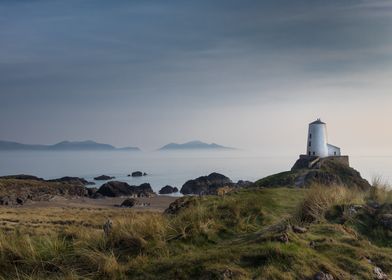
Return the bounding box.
[0,0,391,154]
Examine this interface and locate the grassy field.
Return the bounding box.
[0,186,391,279]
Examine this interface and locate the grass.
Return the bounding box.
[0,185,391,279]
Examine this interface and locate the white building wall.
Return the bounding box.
[327,144,341,156]
[306,121,329,157]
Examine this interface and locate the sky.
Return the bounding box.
[0,0,391,155]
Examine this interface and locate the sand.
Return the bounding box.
[12,195,179,212]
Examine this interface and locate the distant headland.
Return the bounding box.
[0,140,140,151]
[158,140,235,151]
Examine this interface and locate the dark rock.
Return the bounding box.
[313,272,334,280]
[235,180,255,188]
[121,198,137,208]
[131,171,143,177]
[16,197,24,205]
[0,196,10,205]
[48,176,90,185]
[159,185,179,194]
[97,181,132,197]
[180,173,233,195]
[87,187,98,197]
[127,174,131,177]
[94,175,115,181]
[96,181,155,197]
[292,225,307,234]
[143,172,147,176]
[164,197,197,215]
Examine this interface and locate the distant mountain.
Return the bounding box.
[159,140,235,151]
[0,140,140,151]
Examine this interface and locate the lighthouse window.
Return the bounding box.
[309,134,312,139]
[308,141,311,147]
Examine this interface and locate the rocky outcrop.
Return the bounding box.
[48,176,95,185]
[235,180,255,188]
[159,185,178,194]
[256,157,371,190]
[0,177,88,205]
[164,196,197,215]
[180,173,233,195]
[131,171,147,177]
[96,181,155,198]
[120,198,137,208]
[94,175,115,181]
[0,174,44,181]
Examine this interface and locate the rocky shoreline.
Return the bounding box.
[0,157,371,207]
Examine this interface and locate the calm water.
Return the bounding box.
[0,150,390,192]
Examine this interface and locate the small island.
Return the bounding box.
[159,140,235,151]
[0,140,140,151]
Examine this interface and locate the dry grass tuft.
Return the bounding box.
[295,184,365,223]
[367,175,392,204]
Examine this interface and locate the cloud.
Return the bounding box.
[0,0,391,150]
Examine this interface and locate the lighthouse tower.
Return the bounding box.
[292,119,348,170]
[306,119,341,158]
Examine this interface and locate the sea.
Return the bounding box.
[0,150,391,193]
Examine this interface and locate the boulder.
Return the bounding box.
[121,198,137,208]
[164,197,197,215]
[96,181,155,197]
[159,185,179,194]
[87,187,98,197]
[131,171,143,177]
[180,173,233,195]
[94,175,115,181]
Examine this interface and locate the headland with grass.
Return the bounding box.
[0,157,391,279]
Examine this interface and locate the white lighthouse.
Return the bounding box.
[306,119,341,158]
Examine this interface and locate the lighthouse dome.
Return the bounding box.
[310,118,325,125]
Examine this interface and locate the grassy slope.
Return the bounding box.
[0,187,391,279]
